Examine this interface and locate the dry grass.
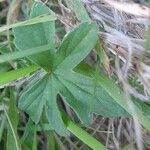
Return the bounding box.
[83,0,150,100]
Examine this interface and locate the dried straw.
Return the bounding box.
[82,0,150,101]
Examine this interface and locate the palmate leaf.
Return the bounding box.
[16,14,129,136]
[13,2,130,136]
[18,22,100,135]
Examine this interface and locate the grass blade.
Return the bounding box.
[0,65,39,85]
[67,121,106,150]
[32,128,37,150]
[4,103,20,150]
[6,88,21,150]
[0,115,6,141]
[0,44,53,64]
[0,14,56,33]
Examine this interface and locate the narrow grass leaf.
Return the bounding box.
[0,116,6,141]
[32,128,37,150]
[0,44,54,64]
[0,14,56,33]
[0,65,39,85]
[67,120,106,150]
[5,88,20,150]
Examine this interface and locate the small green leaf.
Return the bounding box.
[65,0,90,22]
[13,3,55,71]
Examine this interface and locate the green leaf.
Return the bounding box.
[65,0,90,22]
[67,120,106,150]
[19,74,68,136]
[32,128,37,150]
[0,63,11,72]
[133,99,150,117]
[13,3,55,71]
[54,22,97,70]
[20,119,34,144]
[18,20,130,138]
[0,44,53,64]
[0,115,6,141]
[94,70,150,131]
[19,22,98,135]
[46,132,59,150]
[0,65,39,85]
[55,71,129,124]
[6,88,21,150]
[0,14,56,33]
